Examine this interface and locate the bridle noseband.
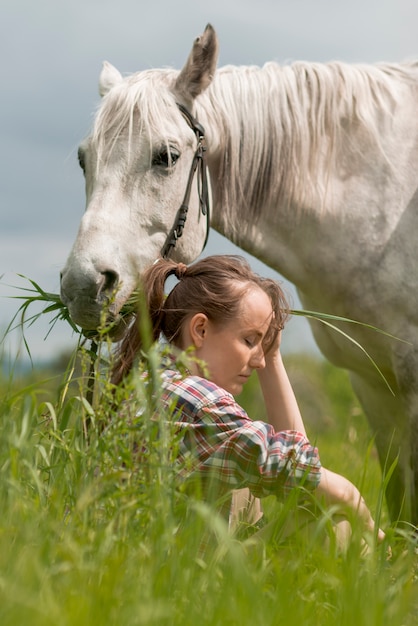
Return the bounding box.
[161,103,210,259]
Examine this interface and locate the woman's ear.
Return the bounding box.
[189,313,208,348]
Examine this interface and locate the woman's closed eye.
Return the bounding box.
[244,336,260,348]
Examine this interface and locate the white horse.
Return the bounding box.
[60,24,418,525]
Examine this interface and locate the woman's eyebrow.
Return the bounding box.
[244,328,264,338]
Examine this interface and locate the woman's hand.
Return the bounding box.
[316,467,385,542]
[263,328,282,363]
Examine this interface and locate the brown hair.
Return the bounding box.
[111,255,290,385]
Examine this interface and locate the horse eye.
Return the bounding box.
[152,147,180,168]
[78,147,86,173]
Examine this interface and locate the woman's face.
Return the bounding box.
[190,286,274,396]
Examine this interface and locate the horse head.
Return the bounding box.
[60,24,219,333]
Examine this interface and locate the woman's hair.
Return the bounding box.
[111,255,290,385]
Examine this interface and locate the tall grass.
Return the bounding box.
[0,342,417,626]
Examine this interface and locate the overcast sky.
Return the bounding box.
[1,0,417,363]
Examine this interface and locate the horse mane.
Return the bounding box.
[198,60,416,234]
[91,59,417,234]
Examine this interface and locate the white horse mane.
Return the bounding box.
[201,61,416,228]
[91,60,416,226]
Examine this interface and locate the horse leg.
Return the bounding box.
[390,345,418,526]
[349,371,415,524]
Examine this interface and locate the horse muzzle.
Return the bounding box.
[60,266,126,333]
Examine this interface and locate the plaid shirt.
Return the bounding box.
[158,363,321,502]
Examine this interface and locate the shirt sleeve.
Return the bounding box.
[169,379,321,499]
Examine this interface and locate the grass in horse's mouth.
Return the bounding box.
[4,275,140,347]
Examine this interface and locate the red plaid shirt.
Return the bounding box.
[158,363,321,501]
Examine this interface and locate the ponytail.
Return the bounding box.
[111,258,178,385]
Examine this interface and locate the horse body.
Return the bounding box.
[60,25,418,523]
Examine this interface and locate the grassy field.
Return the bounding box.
[0,343,417,626]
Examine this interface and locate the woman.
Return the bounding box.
[112,255,385,544]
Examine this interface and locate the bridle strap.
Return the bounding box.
[161,103,210,259]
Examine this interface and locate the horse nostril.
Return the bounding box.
[99,270,119,296]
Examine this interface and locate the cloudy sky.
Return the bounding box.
[1,0,417,363]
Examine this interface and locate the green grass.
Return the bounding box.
[0,343,417,625]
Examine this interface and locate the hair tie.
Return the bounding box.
[174,262,188,280]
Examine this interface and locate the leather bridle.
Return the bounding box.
[161,103,210,259]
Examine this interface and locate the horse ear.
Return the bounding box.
[99,61,123,97]
[175,24,219,101]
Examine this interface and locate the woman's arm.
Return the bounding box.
[316,467,385,540]
[257,334,385,542]
[257,334,307,435]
